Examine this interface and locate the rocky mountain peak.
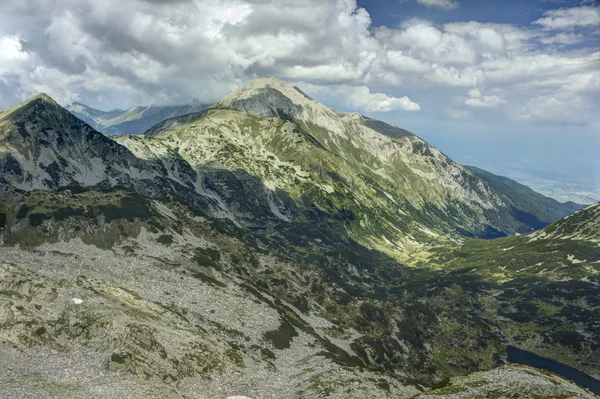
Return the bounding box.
[1,93,62,123]
[216,77,318,121]
[28,92,57,105]
[1,95,92,147]
[213,77,418,143]
[228,77,313,104]
[0,92,147,191]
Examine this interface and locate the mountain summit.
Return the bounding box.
[0,93,149,190]
[0,92,60,125]
[216,77,413,140]
[0,93,206,199]
[217,77,327,120]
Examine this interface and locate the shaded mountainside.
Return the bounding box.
[466,165,583,229]
[0,94,157,190]
[0,82,598,398]
[67,102,209,135]
[0,93,270,225]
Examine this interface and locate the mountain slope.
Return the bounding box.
[539,201,600,241]
[412,364,596,398]
[1,185,598,397]
[421,202,600,380]
[0,94,153,190]
[67,102,209,135]
[0,87,598,398]
[0,185,485,398]
[0,93,257,224]
[466,165,583,229]
[140,78,573,261]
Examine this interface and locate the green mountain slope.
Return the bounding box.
[542,201,600,240]
[419,202,600,379]
[136,78,577,262]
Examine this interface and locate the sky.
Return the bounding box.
[0,0,599,202]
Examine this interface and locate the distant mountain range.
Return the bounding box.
[67,101,210,135]
[0,78,597,398]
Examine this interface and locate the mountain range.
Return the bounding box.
[0,78,597,398]
[67,101,210,135]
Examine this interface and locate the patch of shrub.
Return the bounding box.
[264,319,298,350]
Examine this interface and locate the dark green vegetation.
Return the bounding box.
[421,204,600,378]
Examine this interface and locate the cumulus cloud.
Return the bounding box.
[518,93,592,125]
[539,32,585,45]
[0,0,598,127]
[0,36,29,62]
[533,6,600,30]
[416,0,459,10]
[301,83,420,112]
[465,88,506,108]
[338,86,421,112]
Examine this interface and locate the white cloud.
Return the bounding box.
[443,21,542,58]
[377,23,479,65]
[341,86,421,112]
[464,88,506,108]
[0,0,597,129]
[533,6,600,30]
[0,36,29,61]
[304,84,420,112]
[416,0,458,10]
[518,93,593,125]
[428,65,484,86]
[539,32,585,45]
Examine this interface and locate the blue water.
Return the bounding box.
[507,345,600,395]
